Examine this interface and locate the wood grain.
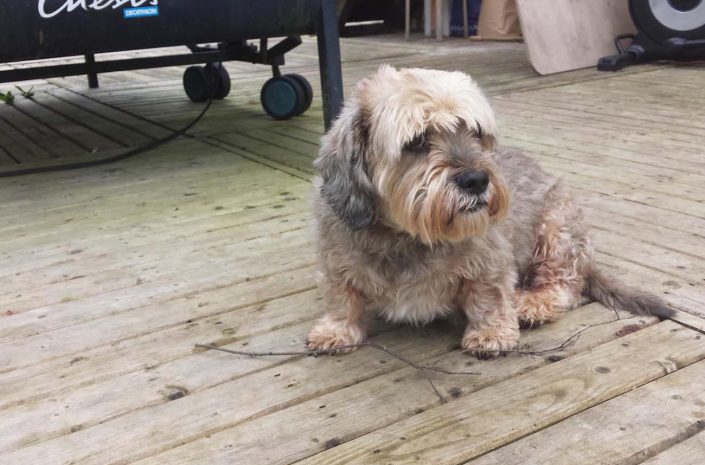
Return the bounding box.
[469,359,705,464]
[295,322,705,465]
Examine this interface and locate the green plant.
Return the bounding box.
[0,90,15,105]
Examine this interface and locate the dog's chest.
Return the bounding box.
[358,248,466,324]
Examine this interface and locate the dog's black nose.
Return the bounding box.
[456,170,489,195]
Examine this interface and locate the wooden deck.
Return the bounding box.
[1,34,704,465]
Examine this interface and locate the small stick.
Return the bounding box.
[195,341,479,404]
[195,342,481,375]
[196,314,637,404]
[460,316,638,357]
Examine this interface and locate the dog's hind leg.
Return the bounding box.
[515,185,592,327]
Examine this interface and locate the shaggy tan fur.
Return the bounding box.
[307,66,672,358]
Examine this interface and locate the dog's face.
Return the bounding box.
[315,66,509,245]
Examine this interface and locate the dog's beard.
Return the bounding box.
[457,191,489,214]
[384,165,502,245]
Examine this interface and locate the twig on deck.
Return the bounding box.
[460,316,638,357]
[195,342,481,375]
[195,341,479,404]
[195,314,637,404]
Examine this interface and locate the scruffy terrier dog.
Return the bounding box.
[307,65,672,358]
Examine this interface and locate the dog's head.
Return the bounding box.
[315,65,509,245]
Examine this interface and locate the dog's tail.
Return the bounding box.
[582,268,674,319]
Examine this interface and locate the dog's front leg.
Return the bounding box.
[307,280,367,354]
[457,275,520,359]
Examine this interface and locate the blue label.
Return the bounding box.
[123,6,159,19]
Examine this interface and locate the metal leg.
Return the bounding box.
[436,0,443,41]
[317,0,344,131]
[85,54,99,88]
[405,0,411,40]
[462,0,469,38]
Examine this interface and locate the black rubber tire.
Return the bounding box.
[630,0,705,43]
[183,66,212,103]
[260,75,307,120]
[286,73,313,115]
[206,63,231,100]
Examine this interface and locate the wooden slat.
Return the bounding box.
[0,305,655,464]
[0,211,310,337]
[29,92,135,148]
[0,140,275,208]
[641,431,705,465]
[3,99,90,155]
[498,112,705,174]
[0,117,52,163]
[469,358,705,465]
[0,143,17,165]
[0,315,453,464]
[0,109,59,161]
[293,322,705,465]
[0,318,444,455]
[0,267,316,410]
[0,231,315,372]
[0,194,308,287]
[0,165,305,250]
[129,306,658,465]
[668,309,705,333]
[0,319,316,453]
[11,96,123,153]
[48,87,171,140]
[211,132,315,177]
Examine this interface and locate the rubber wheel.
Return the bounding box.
[630,0,705,43]
[183,66,212,103]
[260,75,307,120]
[286,73,313,115]
[205,63,231,100]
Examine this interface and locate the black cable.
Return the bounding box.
[0,98,213,178]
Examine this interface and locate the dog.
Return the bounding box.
[306,65,672,358]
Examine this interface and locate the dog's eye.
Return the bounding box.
[405,133,430,153]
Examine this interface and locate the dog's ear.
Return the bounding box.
[314,107,377,230]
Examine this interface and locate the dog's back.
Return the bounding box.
[492,148,561,277]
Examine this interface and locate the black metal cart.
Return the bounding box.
[0,0,343,129]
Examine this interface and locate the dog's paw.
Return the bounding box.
[306,315,365,355]
[515,292,562,328]
[462,327,519,359]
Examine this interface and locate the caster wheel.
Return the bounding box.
[183,66,212,103]
[287,73,313,114]
[205,63,231,100]
[183,64,230,102]
[260,75,308,120]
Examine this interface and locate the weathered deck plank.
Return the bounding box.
[0,267,317,410]
[294,322,704,465]
[131,307,659,465]
[641,430,705,465]
[469,358,705,465]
